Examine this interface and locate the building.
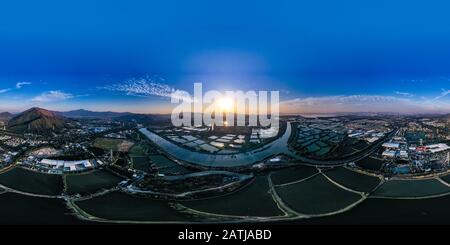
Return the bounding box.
[425,143,450,154]
[40,159,94,172]
[382,142,400,149]
[382,150,397,158]
[399,150,409,158]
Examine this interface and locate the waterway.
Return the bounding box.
[139,122,294,167]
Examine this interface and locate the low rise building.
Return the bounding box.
[382,142,400,149]
[426,143,450,154]
[382,150,397,158]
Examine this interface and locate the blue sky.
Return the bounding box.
[1,0,450,113]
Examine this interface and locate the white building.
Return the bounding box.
[399,150,409,158]
[382,142,400,149]
[40,159,93,172]
[426,143,450,154]
[382,150,397,158]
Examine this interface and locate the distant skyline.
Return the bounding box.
[1,1,450,114]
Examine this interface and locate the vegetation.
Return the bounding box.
[355,156,385,171]
[129,143,149,155]
[182,176,284,217]
[439,173,450,184]
[293,195,450,225]
[324,167,380,192]
[131,156,150,172]
[0,167,63,195]
[270,166,319,185]
[149,155,177,168]
[137,172,248,195]
[276,174,361,214]
[65,170,123,195]
[373,179,450,198]
[75,191,189,222]
[0,192,87,225]
[6,107,68,134]
[93,138,134,152]
[158,165,194,175]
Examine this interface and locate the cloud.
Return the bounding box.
[280,95,450,114]
[0,88,12,93]
[433,88,450,101]
[102,76,194,102]
[0,81,32,94]
[395,91,414,97]
[32,91,74,102]
[16,82,32,89]
[403,79,425,83]
[103,77,175,97]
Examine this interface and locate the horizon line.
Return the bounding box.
[1,107,449,117]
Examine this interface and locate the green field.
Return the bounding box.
[270,166,319,185]
[373,179,450,198]
[129,143,149,155]
[324,167,381,192]
[149,155,177,168]
[75,191,189,222]
[65,170,124,195]
[0,192,88,225]
[355,156,384,171]
[0,167,63,195]
[182,176,284,217]
[352,141,369,151]
[439,173,450,184]
[291,195,450,225]
[158,164,194,175]
[94,138,134,152]
[275,174,361,215]
[131,156,150,172]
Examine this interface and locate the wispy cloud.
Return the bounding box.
[102,77,175,97]
[403,79,425,83]
[395,91,414,97]
[32,91,74,102]
[0,88,12,94]
[16,82,32,89]
[433,88,450,101]
[0,81,32,94]
[102,76,194,102]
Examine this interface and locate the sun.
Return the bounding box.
[217,96,234,112]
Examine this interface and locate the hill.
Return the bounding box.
[57,109,132,119]
[7,107,68,134]
[114,113,171,125]
[0,112,13,121]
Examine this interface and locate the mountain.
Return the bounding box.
[7,107,68,134]
[57,109,171,124]
[0,112,13,121]
[57,109,133,119]
[114,113,171,124]
[444,114,450,123]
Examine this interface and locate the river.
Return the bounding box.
[139,122,293,167]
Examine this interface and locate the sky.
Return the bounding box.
[1,0,450,114]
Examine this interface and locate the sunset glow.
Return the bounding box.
[217,96,235,113]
